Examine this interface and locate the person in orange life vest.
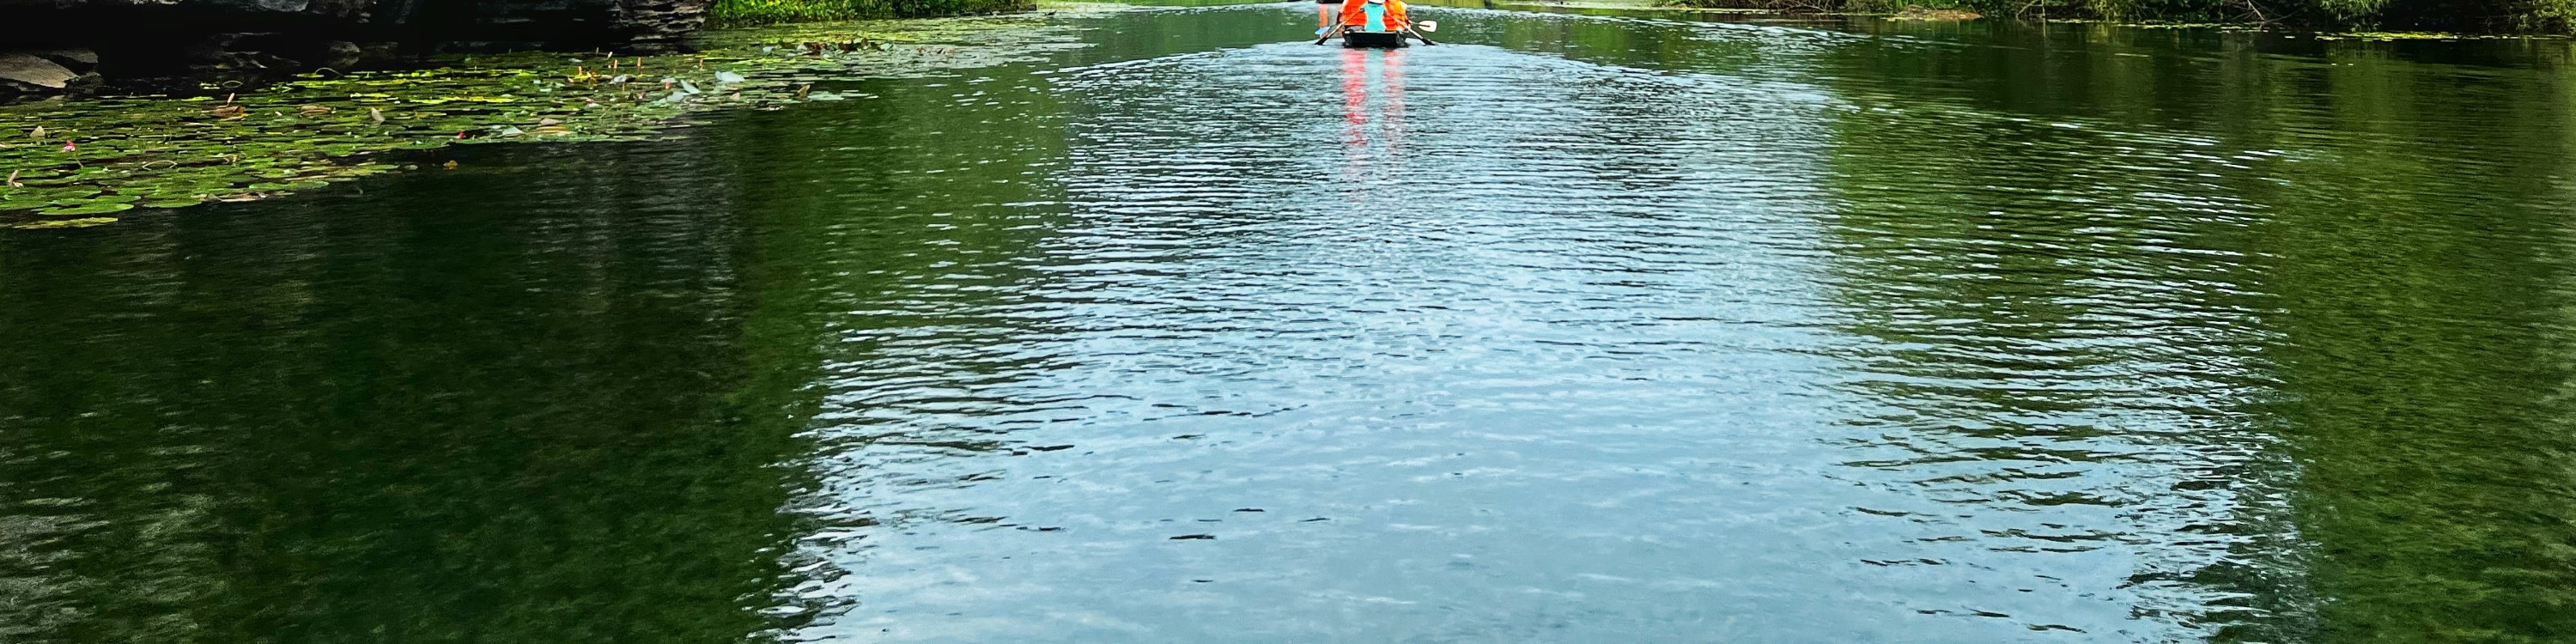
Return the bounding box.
[1338,0,1410,33]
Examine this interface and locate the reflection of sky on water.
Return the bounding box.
[778,26,2289,641]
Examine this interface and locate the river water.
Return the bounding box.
[6,3,2576,642]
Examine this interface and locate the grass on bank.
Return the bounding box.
[714,0,1038,27]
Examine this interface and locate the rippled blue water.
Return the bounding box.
[777,33,2196,642]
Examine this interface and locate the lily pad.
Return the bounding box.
[39,202,136,216]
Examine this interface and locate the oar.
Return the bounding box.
[1407,20,1439,45]
[1315,24,1339,45]
[1406,28,1437,46]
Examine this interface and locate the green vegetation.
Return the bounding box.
[1670,0,2576,32]
[712,0,1036,27]
[0,14,1091,229]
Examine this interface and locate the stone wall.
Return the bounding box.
[0,0,714,102]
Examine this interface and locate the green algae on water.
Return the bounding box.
[2311,30,2564,39]
[0,11,1105,230]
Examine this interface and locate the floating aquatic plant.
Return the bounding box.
[2311,30,2562,39]
[0,10,1106,230]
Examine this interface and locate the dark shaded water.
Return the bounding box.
[7,4,2576,641]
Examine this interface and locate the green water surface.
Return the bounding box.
[4,5,2576,642]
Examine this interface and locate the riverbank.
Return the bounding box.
[1666,0,2575,33]
[0,8,1110,229]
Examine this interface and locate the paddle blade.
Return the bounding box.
[1417,20,1438,32]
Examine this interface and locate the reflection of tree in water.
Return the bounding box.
[1816,106,2300,639]
[706,69,1073,629]
[1453,9,1780,76]
[0,61,1084,641]
[2216,46,2576,643]
[1815,33,2576,641]
[0,137,805,643]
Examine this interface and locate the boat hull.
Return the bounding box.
[1340,31,1410,48]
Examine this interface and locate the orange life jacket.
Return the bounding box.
[1339,0,1410,32]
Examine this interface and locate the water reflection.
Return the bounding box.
[2215,53,2576,639]
[4,3,2576,642]
[1814,108,2306,638]
[0,140,805,642]
[1339,47,1406,148]
[1806,24,2576,641]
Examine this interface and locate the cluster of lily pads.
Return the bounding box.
[711,0,1034,26]
[0,9,1101,229]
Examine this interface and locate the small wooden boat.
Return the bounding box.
[1341,31,1410,48]
[1314,9,1436,49]
[1320,21,1437,49]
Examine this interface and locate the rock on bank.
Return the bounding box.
[0,0,714,102]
